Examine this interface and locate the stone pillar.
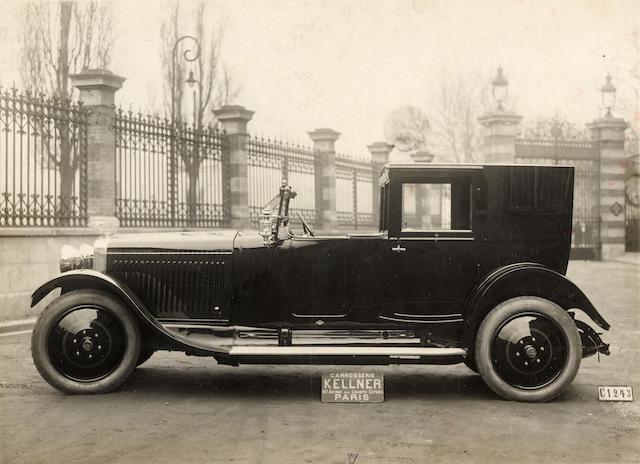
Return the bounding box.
[478,111,523,163]
[309,128,340,232]
[367,142,393,228]
[213,105,254,230]
[589,117,628,260]
[70,69,125,233]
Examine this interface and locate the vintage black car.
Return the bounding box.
[30,163,610,402]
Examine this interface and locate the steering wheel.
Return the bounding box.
[296,211,316,237]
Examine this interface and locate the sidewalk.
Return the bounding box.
[613,252,640,266]
[0,317,36,336]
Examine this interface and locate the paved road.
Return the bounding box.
[1,260,638,464]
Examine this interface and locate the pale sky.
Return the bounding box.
[0,0,638,157]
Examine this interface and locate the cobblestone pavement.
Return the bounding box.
[0,260,638,464]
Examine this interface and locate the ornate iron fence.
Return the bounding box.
[247,136,317,230]
[0,87,88,227]
[114,110,228,228]
[335,153,375,230]
[515,138,600,259]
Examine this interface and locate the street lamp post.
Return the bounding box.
[492,66,509,111]
[169,35,201,226]
[600,74,616,118]
[171,35,201,122]
[185,70,198,126]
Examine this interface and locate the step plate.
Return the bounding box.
[228,346,466,357]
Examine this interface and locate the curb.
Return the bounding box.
[0,317,36,335]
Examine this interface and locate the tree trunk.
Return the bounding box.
[56,123,74,226]
[55,2,73,226]
[186,148,201,225]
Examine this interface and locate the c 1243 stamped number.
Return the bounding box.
[598,386,634,401]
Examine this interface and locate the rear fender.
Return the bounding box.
[461,263,610,349]
[31,270,229,355]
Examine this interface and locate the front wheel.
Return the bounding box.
[475,297,581,402]
[31,289,141,394]
[136,345,155,367]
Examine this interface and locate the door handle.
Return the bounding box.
[391,244,406,253]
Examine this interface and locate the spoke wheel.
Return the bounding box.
[475,297,581,402]
[32,290,140,394]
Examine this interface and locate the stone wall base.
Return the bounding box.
[0,231,100,321]
[601,243,626,261]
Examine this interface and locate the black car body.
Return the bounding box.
[30,164,610,401]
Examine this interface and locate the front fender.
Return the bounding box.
[31,270,231,355]
[461,263,610,348]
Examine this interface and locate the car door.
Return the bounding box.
[383,168,480,323]
[281,236,351,324]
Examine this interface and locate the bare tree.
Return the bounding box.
[19,1,113,223]
[383,106,430,153]
[428,71,491,163]
[20,1,112,98]
[160,0,239,220]
[160,1,239,126]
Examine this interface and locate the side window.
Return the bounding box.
[401,179,471,232]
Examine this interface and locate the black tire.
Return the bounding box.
[463,355,478,373]
[475,296,581,402]
[136,345,155,367]
[31,289,141,394]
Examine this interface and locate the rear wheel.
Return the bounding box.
[475,297,581,402]
[463,355,478,373]
[31,289,141,394]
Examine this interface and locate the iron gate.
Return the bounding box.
[625,155,639,252]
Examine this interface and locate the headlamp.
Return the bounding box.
[60,244,94,273]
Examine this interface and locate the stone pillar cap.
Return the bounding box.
[478,111,523,126]
[367,141,394,154]
[411,150,435,163]
[213,105,254,122]
[588,117,628,130]
[69,69,126,90]
[308,128,341,142]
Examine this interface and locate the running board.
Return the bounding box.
[227,346,466,357]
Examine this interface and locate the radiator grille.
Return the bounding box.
[107,253,229,319]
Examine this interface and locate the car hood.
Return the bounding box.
[104,230,239,252]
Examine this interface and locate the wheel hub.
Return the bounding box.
[524,344,537,359]
[81,337,94,352]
